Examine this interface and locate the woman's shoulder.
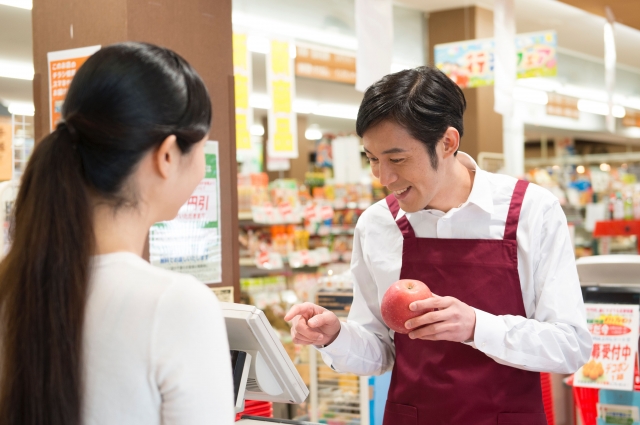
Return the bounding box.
[91,251,216,305]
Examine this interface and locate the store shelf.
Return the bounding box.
[525,152,640,168]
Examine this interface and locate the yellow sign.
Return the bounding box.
[267,39,297,159]
[233,33,252,152]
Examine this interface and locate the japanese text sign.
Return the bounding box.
[574,304,639,391]
[47,45,101,132]
[434,31,556,88]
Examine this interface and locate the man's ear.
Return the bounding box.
[154,135,178,179]
[441,127,460,159]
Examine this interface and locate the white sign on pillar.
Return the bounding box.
[355,0,393,92]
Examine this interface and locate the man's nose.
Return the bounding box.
[378,162,397,188]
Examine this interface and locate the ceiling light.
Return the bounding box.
[513,87,548,105]
[8,102,34,116]
[313,103,359,120]
[600,163,611,172]
[559,85,608,103]
[249,94,270,109]
[293,99,317,114]
[305,128,322,140]
[0,60,34,80]
[0,0,31,9]
[576,165,585,174]
[577,99,625,118]
[516,78,561,92]
[233,12,358,51]
[250,124,264,136]
[247,35,270,54]
[622,96,640,111]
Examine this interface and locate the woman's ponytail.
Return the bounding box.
[0,123,93,425]
[0,41,211,425]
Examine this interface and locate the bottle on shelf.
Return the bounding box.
[613,192,624,220]
[624,191,634,221]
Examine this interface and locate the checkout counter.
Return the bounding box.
[577,255,640,305]
[221,302,319,425]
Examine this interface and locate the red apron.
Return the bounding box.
[382,180,547,425]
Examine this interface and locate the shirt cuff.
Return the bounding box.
[471,308,507,354]
[315,321,351,356]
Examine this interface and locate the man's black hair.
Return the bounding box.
[356,66,466,169]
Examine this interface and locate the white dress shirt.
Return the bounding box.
[318,152,592,376]
[82,252,235,425]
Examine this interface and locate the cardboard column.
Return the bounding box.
[32,0,240,300]
[427,7,503,162]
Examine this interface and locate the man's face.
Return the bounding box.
[363,120,441,213]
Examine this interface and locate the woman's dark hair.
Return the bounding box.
[356,66,466,169]
[0,42,211,425]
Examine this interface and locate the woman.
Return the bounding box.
[0,42,234,425]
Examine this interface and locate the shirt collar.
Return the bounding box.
[457,152,494,215]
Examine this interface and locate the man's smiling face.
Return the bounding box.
[363,120,443,213]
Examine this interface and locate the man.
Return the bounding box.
[285,66,592,425]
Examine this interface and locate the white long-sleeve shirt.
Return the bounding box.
[82,252,235,425]
[318,153,592,376]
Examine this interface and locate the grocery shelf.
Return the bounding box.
[525,152,640,168]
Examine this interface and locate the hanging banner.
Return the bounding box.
[267,39,298,159]
[149,141,222,283]
[355,0,393,92]
[434,31,557,89]
[233,33,253,152]
[47,45,101,132]
[574,304,639,391]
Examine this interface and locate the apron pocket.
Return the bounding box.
[498,412,548,425]
[383,401,418,425]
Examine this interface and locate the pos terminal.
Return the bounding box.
[221,302,318,425]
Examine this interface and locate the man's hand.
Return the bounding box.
[404,294,476,342]
[284,302,341,346]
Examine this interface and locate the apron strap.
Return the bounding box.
[503,180,530,241]
[385,194,416,239]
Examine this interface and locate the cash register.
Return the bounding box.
[221,302,319,425]
[577,255,640,305]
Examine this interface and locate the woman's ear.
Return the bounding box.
[154,135,178,179]
[441,127,460,159]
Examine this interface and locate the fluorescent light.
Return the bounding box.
[305,128,322,140]
[232,11,358,51]
[247,35,270,54]
[0,0,31,9]
[249,94,270,109]
[622,96,640,111]
[612,105,626,118]
[313,103,359,120]
[391,63,414,73]
[513,87,548,105]
[8,102,34,116]
[249,94,359,120]
[250,124,264,136]
[516,78,561,92]
[293,99,317,114]
[0,60,34,80]
[577,99,625,118]
[559,85,608,103]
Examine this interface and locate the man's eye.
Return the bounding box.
[367,157,378,162]
[390,158,404,164]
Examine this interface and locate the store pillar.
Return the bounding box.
[426,7,504,162]
[31,0,240,300]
